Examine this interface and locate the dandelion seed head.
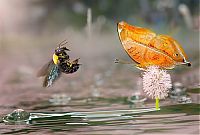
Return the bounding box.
[142,66,172,99]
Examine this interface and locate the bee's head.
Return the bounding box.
[54,39,70,55]
[55,46,70,55]
[53,46,70,65]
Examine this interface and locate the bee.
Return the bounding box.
[37,40,80,87]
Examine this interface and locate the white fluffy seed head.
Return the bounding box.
[142,66,172,99]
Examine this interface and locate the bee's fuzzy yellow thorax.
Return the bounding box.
[53,53,59,64]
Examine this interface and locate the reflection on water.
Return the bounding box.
[0,96,199,135]
[169,82,192,104]
[49,94,71,105]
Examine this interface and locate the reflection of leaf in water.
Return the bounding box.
[187,88,200,94]
[140,103,199,115]
[1,104,199,134]
[1,97,199,134]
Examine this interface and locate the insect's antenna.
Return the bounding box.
[114,59,133,64]
[58,39,68,48]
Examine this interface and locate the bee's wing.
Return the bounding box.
[37,60,54,77]
[43,64,62,87]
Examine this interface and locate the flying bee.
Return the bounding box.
[37,40,80,87]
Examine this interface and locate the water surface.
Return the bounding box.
[0,96,199,135]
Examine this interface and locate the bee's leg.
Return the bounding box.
[62,47,70,51]
[66,61,73,67]
[56,46,70,51]
[59,54,70,61]
[71,58,80,64]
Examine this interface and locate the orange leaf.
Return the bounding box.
[117,21,191,69]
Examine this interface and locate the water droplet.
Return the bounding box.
[3,109,30,124]
[177,96,192,104]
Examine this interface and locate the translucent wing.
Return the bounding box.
[37,60,54,77]
[43,63,62,87]
[37,60,62,87]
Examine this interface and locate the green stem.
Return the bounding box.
[155,98,160,110]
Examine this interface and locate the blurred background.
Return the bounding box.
[0,0,199,114]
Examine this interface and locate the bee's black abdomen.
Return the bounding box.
[59,62,80,74]
[67,64,80,73]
